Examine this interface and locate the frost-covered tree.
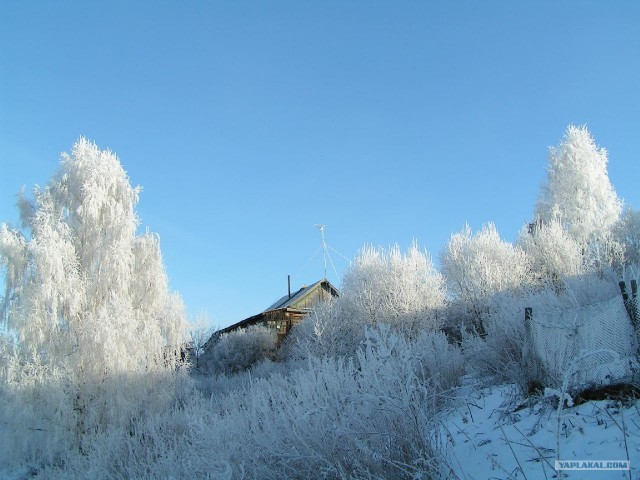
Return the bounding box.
[0,138,188,467]
[535,125,622,266]
[340,241,446,333]
[441,223,530,329]
[285,242,445,361]
[518,218,584,285]
[614,206,640,266]
[188,312,215,369]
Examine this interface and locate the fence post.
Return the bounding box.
[524,307,533,351]
[619,280,629,302]
[630,279,639,329]
[523,307,540,391]
[619,281,633,322]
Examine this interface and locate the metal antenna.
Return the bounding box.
[314,224,327,279]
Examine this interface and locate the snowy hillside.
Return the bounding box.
[445,384,639,479]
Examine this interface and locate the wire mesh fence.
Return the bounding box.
[525,290,639,391]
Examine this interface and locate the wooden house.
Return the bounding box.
[211,278,339,343]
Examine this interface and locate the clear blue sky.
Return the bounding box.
[2,1,640,329]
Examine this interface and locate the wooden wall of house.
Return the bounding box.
[264,308,308,338]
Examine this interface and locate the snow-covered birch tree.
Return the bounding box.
[0,138,188,466]
[535,125,623,268]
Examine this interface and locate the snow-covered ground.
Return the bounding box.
[444,384,640,479]
[1,382,637,479]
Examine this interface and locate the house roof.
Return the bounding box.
[265,279,336,311]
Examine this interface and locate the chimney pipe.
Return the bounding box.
[288,275,291,299]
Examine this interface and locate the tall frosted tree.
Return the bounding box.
[0,138,188,465]
[535,125,622,246]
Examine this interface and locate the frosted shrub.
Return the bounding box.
[0,354,76,468]
[200,324,462,479]
[441,223,530,332]
[25,387,216,480]
[518,218,584,285]
[22,324,462,478]
[341,242,445,334]
[361,324,464,394]
[203,324,277,374]
[283,297,365,361]
[461,291,534,392]
[0,138,189,472]
[614,207,640,265]
[188,313,215,369]
[284,242,446,362]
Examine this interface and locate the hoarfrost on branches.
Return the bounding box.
[441,222,530,328]
[518,218,584,284]
[536,125,622,243]
[0,138,189,469]
[341,241,445,332]
[535,125,623,271]
[614,206,640,265]
[203,324,277,374]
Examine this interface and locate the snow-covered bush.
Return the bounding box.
[27,392,227,480]
[441,223,530,332]
[614,207,640,265]
[188,313,215,369]
[284,242,446,362]
[206,324,461,479]
[203,324,277,375]
[362,324,464,393]
[23,324,462,479]
[518,218,584,286]
[281,297,359,361]
[283,295,385,363]
[0,138,189,471]
[461,290,536,393]
[341,242,445,334]
[285,241,446,361]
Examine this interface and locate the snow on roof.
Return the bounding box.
[264,279,326,311]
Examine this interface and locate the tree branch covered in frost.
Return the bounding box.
[614,207,640,265]
[284,241,446,361]
[518,218,584,285]
[441,222,530,331]
[188,312,215,369]
[340,241,445,333]
[0,138,189,470]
